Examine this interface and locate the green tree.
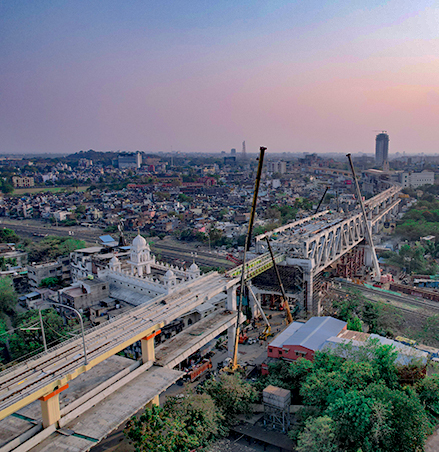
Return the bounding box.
[347,316,362,332]
[0,277,17,315]
[295,415,340,452]
[8,309,70,361]
[164,392,226,447]
[0,228,19,244]
[0,179,14,194]
[178,193,192,203]
[416,374,439,416]
[125,405,182,452]
[125,393,225,452]
[39,277,59,288]
[203,373,257,425]
[26,236,85,262]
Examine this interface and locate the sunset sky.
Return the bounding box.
[1,1,438,155]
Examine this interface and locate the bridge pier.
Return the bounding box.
[247,282,260,319]
[39,384,68,428]
[227,286,237,310]
[304,271,313,315]
[146,395,160,408]
[141,330,161,364]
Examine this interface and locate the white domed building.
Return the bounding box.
[98,233,204,304]
[128,233,153,277]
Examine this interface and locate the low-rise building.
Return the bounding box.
[27,256,70,288]
[12,176,34,188]
[89,299,130,325]
[267,317,347,362]
[18,288,55,309]
[59,278,110,312]
[400,171,435,188]
[263,316,429,373]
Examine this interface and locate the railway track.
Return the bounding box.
[333,281,439,316]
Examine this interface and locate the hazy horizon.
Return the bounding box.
[1,1,438,155]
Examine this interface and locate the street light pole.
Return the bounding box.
[38,309,47,353]
[39,301,88,365]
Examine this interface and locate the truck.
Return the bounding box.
[238,332,248,344]
[184,359,212,382]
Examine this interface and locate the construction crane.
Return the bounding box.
[346,153,381,280]
[224,146,266,374]
[314,185,330,215]
[265,237,293,325]
[247,285,273,340]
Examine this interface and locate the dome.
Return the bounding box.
[110,255,120,264]
[165,269,175,278]
[189,262,199,272]
[132,234,147,251]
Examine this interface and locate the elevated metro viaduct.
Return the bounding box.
[0,185,401,451]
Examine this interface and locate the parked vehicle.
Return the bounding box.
[184,359,212,382]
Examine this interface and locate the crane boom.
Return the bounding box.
[346,153,381,280]
[247,285,271,339]
[314,185,330,215]
[265,237,293,325]
[229,146,266,372]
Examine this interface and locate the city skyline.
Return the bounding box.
[1,1,438,155]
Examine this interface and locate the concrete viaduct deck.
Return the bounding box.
[0,308,242,452]
[0,184,402,450]
[0,272,233,421]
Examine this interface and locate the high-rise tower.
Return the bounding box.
[241,141,247,160]
[375,132,389,167]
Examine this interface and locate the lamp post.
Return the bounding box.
[39,301,88,365]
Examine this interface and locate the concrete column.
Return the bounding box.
[39,384,68,428]
[146,395,159,408]
[364,246,373,268]
[227,286,237,311]
[304,271,313,315]
[247,284,260,319]
[227,326,236,358]
[141,330,160,364]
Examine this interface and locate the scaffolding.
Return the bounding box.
[336,246,365,279]
[253,265,304,312]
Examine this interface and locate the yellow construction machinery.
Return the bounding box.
[265,236,293,325]
[223,146,266,374]
[246,284,273,340]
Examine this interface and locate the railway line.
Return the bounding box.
[149,242,235,269]
[330,288,431,319]
[0,186,403,425]
[334,281,439,316]
[1,219,234,268]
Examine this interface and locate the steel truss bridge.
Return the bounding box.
[0,184,401,447]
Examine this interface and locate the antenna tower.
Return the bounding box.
[242,140,247,160]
